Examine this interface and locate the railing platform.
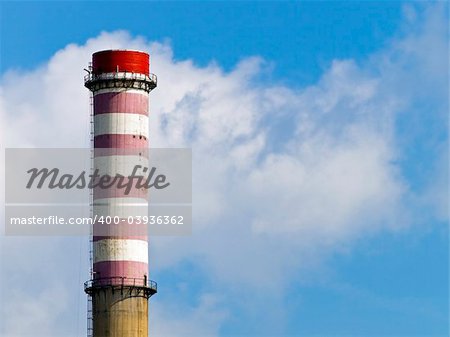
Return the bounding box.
[84,276,157,298]
[84,71,157,93]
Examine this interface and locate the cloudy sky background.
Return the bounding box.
[0,2,448,336]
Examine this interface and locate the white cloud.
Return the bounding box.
[3,282,70,337]
[0,3,447,335]
[151,294,227,337]
[0,237,89,337]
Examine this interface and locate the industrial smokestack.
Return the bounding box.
[84,50,157,337]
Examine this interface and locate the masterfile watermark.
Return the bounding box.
[26,165,170,195]
[5,148,192,236]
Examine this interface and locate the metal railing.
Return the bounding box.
[84,276,157,291]
[84,71,157,86]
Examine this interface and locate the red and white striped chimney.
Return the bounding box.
[84,50,157,337]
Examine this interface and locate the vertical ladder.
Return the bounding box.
[87,89,94,337]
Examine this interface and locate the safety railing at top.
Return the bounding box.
[84,71,157,85]
[84,276,157,291]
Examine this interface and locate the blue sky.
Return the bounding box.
[0,1,448,337]
[1,1,403,82]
